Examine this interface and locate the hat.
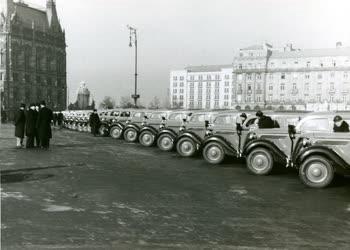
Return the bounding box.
[40,101,46,106]
[20,103,25,108]
[334,115,342,122]
[256,110,263,117]
[93,109,97,112]
[240,113,247,119]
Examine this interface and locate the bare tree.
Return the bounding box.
[99,96,116,109]
[148,96,161,109]
[120,96,134,108]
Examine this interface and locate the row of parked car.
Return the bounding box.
[62,109,350,188]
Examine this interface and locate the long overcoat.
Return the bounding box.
[25,109,37,137]
[14,109,26,138]
[89,113,100,134]
[36,107,53,140]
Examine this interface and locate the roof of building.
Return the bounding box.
[271,47,350,59]
[13,1,48,31]
[185,64,233,73]
[77,82,90,95]
[240,43,272,51]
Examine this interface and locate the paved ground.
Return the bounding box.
[1,124,350,249]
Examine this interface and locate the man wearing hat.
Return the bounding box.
[14,103,26,148]
[256,110,275,129]
[89,109,101,136]
[36,101,53,149]
[333,115,349,132]
[25,104,37,148]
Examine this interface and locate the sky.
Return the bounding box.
[26,0,350,106]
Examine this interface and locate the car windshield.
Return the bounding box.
[150,113,165,119]
[190,114,206,122]
[168,113,184,121]
[300,118,330,132]
[214,115,237,125]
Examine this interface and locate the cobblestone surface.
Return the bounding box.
[1,124,350,249]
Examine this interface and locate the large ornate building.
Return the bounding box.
[170,42,350,111]
[0,0,66,121]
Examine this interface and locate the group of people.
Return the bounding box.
[14,101,63,149]
[238,111,349,132]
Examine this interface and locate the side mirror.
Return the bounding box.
[161,116,166,121]
[182,118,187,123]
[144,115,148,119]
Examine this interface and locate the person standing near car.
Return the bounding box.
[34,104,40,147]
[36,101,53,149]
[256,111,275,129]
[57,111,64,129]
[14,103,26,148]
[25,104,37,148]
[89,109,100,136]
[333,115,349,132]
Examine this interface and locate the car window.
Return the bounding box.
[133,112,143,118]
[300,118,330,132]
[190,114,206,122]
[214,115,236,125]
[244,117,257,127]
[169,113,183,121]
[150,113,163,119]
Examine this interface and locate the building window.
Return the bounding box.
[280,83,285,91]
[247,85,252,91]
[225,81,229,87]
[317,73,323,79]
[247,74,252,80]
[207,75,212,80]
[281,73,285,80]
[198,75,203,80]
[190,76,194,81]
[330,82,335,91]
[190,82,194,88]
[173,82,177,87]
[224,95,229,100]
[179,76,184,81]
[330,72,335,78]
[173,89,177,94]
[173,76,177,80]
[270,62,275,68]
[305,74,310,79]
[269,85,273,91]
[225,74,230,79]
[224,88,229,93]
[305,83,309,92]
[198,82,203,88]
[179,95,184,100]
[280,94,285,102]
[292,83,297,90]
[180,82,184,87]
[215,82,220,87]
[344,72,349,79]
[306,61,310,67]
[257,74,262,80]
[180,89,184,94]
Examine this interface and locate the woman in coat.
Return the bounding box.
[14,103,26,148]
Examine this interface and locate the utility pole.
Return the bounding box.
[127,25,140,107]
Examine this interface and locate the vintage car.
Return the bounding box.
[98,110,120,136]
[109,110,133,139]
[175,111,219,157]
[243,112,350,188]
[138,111,173,147]
[156,111,193,151]
[202,112,304,165]
[122,110,152,143]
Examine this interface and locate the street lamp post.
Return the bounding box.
[127,25,140,107]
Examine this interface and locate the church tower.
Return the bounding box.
[46,0,62,32]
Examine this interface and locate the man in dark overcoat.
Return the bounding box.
[25,104,37,148]
[14,103,26,148]
[89,109,100,136]
[57,111,64,128]
[36,101,53,149]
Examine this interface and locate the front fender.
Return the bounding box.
[158,129,177,139]
[202,135,236,156]
[295,146,350,173]
[140,126,158,136]
[177,132,202,146]
[124,123,141,132]
[110,122,124,130]
[243,139,287,163]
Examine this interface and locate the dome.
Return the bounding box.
[77,82,90,95]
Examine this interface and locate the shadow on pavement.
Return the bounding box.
[1,172,54,184]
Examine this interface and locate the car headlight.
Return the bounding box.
[248,133,257,140]
[205,129,213,136]
[179,126,185,132]
[302,138,311,147]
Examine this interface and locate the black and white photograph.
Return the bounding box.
[0,0,350,249]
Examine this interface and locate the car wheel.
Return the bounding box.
[139,131,155,147]
[110,126,123,139]
[124,128,138,142]
[99,125,107,136]
[177,137,197,157]
[157,134,174,151]
[299,156,334,188]
[246,147,274,175]
[203,142,225,164]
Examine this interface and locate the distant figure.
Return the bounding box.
[25,104,37,148]
[14,103,26,148]
[256,111,275,129]
[53,112,58,126]
[34,104,40,147]
[57,111,64,128]
[333,115,349,132]
[89,109,100,136]
[36,101,53,149]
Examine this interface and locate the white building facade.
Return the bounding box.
[170,42,350,111]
